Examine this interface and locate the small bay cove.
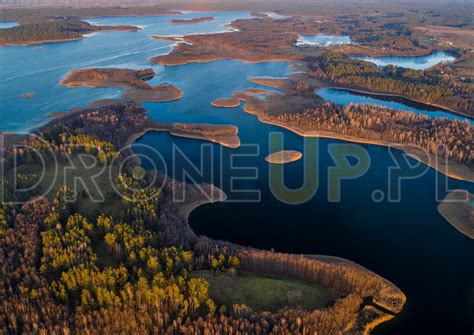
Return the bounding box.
[351,51,456,70]
[0,12,473,334]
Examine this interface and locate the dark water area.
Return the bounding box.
[137,103,474,334]
[1,11,472,334]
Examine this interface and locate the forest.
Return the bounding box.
[1,102,405,334]
[274,102,473,168]
[0,7,177,24]
[0,19,138,45]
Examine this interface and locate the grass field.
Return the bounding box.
[191,270,335,312]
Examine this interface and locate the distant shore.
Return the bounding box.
[170,16,215,24]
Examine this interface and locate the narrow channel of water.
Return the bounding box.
[351,51,456,70]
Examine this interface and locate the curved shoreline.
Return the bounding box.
[60,68,184,103]
[438,190,474,239]
[211,97,241,108]
[235,91,474,183]
[126,123,241,150]
[325,86,472,120]
[183,189,406,334]
[265,150,302,164]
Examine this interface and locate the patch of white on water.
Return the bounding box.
[351,51,456,70]
[296,34,353,47]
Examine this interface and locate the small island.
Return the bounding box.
[151,35,183,42]
[170,123,240,149]
[438,190,474,239]
[170,16,215,24]
[61,68,183,103]
[211,97,241,108]
[265,150,302,164]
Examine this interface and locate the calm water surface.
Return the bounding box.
[351,51,456,70]
[1,13,473,335]
[0,21,18,29]
[296,34,353,47]
[317,88,473,124]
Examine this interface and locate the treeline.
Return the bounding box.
[0,101,406,334]
[0,19,138,44]
[308,53,474,116]
[0,7,176,25]
[275,102,473,168]
[171,123,238,137]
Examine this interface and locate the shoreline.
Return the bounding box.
[211,97,241,108]
[337,45,437,57]
[125,123,241,150]
[60,69,184,103]
[170,16,215,24]
[236,93,474,183]
[152,53,298,66]
[265,150,302,164]
[325,86,472,120]
[438,190,474,239]
[0,37,83,47]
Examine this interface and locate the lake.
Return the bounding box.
[1,12,473,335]
[317,87,473,124]
[0,21,18,29]
[351,51,456,70]
[296,34,353,47]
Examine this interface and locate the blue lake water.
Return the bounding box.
[351,51,456,70]
[1,12,473,334]
[317,88,473,124]
[0,11,252,132]
[296,34,353,47]
[0,21,18,29]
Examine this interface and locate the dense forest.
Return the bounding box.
[307,52,473,117]
[0,19,138,45]
[1,102,405,334]
[274,102,473,168]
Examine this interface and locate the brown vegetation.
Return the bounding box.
[438,190,474,239]
[265,150,302,164]
[61,68,183,103]
[0,19,139,46]
[234,87,474,181]
[211,97,241,108]
[170,123,241,149]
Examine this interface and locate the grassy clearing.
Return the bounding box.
[14,154,121,220]
[191,270,335,312]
